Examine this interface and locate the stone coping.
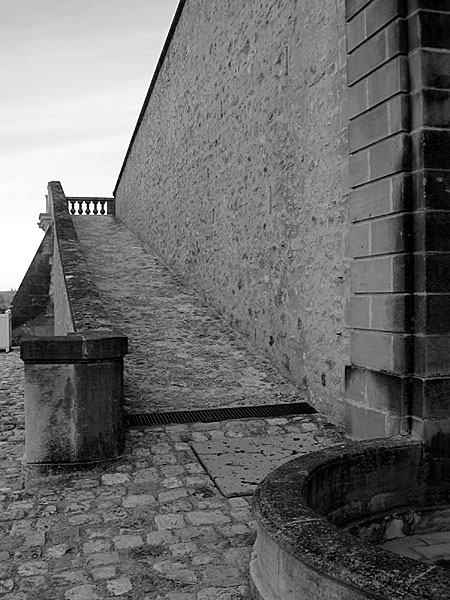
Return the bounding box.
[20,330,128,363]
[49,181,114,332]
[252,437,450,599]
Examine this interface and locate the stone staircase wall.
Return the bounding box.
[47,181,110,333]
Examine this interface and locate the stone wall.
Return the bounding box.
[48,182,111,333]
[11,227,54,342]
[344,0,450,443]
[114,0,350,421]
[344,0,413,438]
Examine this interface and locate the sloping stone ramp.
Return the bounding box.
[72,215,304,415]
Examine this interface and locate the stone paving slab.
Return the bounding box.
[190,440,258,456]
[191,434,326,496]
[193,452,274,498]
[252,434,323,466]
[0,351,345,600]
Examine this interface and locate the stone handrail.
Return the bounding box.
[19,182,128,484]
[67,196,115,216]
[48,181,113,333]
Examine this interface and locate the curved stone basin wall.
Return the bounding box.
[251,437,450,600]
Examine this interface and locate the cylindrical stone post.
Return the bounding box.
[20,331,128,482]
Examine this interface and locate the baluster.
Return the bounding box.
[69,200,76,215]
[99,200,106,215]
[78,201,84,215]
[85,200,91,215]
[93,200,99,215]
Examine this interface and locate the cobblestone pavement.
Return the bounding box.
[0,215,347,597]
[0,350,345,600]
[72,216,305,414]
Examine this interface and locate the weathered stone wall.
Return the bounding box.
[11,227,54,342]
[49,182,111,333]
[115,0,349,420]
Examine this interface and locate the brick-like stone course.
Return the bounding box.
[347,19,407,85]
[350,214,412,258]
[345,0,450,442]
[348,95,409,152]
[349,133,410,187]
[349,293,413,333]
[345,0,415,438]
[350,330,413,373]
[349,174,410,222]
[351,254,411,294]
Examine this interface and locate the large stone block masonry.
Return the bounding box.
[20,331,127,482]
[345,0,450,441]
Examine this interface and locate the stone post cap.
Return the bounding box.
[38,212,53,231]
[20,330,128,363]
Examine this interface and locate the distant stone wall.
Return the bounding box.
[15,182,118,338]
[115,0,350,421]
[11,226,54,342]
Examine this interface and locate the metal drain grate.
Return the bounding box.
[124,401,316,428]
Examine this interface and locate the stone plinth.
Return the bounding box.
[20,331,128,482]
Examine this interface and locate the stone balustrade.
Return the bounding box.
[67,196,115,216]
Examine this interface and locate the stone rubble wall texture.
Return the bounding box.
[115,0,350,423]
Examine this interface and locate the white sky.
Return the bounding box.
[0,0,179,290]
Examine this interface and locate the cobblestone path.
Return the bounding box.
[0,352,24,491]
[0,350,345,600]
[0,214,347,598]
[72,216,303,414]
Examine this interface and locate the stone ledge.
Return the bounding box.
[20,330,128,363]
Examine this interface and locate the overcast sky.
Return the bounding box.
[0,0,179,290]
